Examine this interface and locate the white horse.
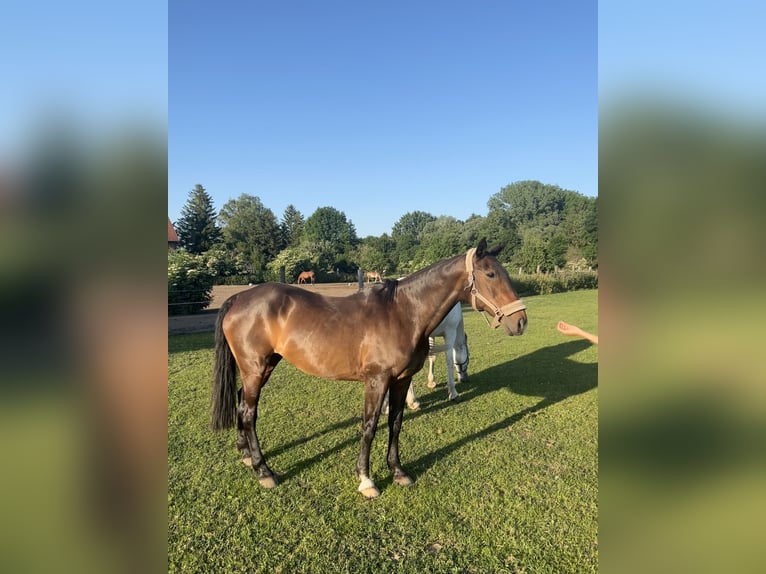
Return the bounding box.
[384,302,470,412]
[426,302,470,401]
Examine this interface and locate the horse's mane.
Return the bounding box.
[376,278,398,304]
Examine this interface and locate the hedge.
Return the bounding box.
[510,270,598,296]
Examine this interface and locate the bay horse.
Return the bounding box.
[296,270,315,285]
[211,239,527,498]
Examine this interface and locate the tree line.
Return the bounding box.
[171,180,597,285]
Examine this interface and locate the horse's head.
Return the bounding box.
[465,239,528,336]
[454,332,470,382]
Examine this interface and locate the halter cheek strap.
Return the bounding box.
[465,247,527,329]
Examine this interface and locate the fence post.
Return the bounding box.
[279,266,286,283]
[357,268,364,291]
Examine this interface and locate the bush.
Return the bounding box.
[168,249,215,315]
[510,270,598,296]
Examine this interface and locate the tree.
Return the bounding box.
[175,184,221,254]
[354,235,395,277]
[561,195,598,266]
[514,231,548,274]
[168,249,214,314]
[488,180,597,269]
[461,211,520,264]
[303,206,359,265]
[390,211,436,273]
[266,243,314,282]
[412,216,464,268]
[218,194,281,281]
[281,204,305,247]
[487,180,568,241]
[546,231,569,270]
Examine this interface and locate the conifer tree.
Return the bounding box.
[175,184,221,254]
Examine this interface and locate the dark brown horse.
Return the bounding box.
[211,239,527,498]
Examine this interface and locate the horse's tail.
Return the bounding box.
[211,297,238,430]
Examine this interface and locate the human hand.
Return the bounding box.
[557,321,581,337]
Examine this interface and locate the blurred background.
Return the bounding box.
[1,1,764,573]
[0,2,167,573]
[600,1,766,572]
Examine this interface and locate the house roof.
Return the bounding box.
[168,218,179,243]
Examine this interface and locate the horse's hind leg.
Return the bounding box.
[239,353,281,489]
[427,338,437,389]
[382,382,419,415]
[444,334,460,401]
[406,382,420,410]
[387,378,414,487]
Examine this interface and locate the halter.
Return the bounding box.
[465,247,527,329]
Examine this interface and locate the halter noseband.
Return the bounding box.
[465,247,527,329]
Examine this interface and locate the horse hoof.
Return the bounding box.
[408,402,421,411]
[393,474,414,487]
[427,381,436,389]
[258,475,278,489]
[241,457,252,466]
[358,477,380,499]
[359,486,380,499]
[449,395,461,402]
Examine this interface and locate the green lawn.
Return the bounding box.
[168,289,598,573]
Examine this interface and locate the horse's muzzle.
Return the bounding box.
[501,313,527,336]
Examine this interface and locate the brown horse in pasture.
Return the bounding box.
[212,239,527,498]
[366,271,382,283]
[296,270,315,284]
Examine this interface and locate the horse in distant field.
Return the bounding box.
[296,270,315,285]
[211,239,527,498]
[366,271,382,283]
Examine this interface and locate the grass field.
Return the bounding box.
[168,289,598,573]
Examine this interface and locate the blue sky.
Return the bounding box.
[599,0,766,117]
[169,1,597,238]
[0,1,167,158]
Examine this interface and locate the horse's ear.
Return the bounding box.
[476,238,488,258]
[487,243,503,257]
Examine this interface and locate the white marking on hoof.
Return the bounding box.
[408,402,421,411]
[358,477,380,499]
[427,381,436,389]
[393,474,414,487]
[241,457,252,466]
[258,475,278,489]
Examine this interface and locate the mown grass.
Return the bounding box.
[168,289,598,573]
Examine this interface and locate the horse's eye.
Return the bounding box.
[486,271,495,278]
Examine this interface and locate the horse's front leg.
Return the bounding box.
[356,376,388,499]
[445,352,460,401]
[387,378,415,487]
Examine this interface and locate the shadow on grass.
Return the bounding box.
[258,340,596,486]
[404,339,596,478]
[405,340,598,478]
